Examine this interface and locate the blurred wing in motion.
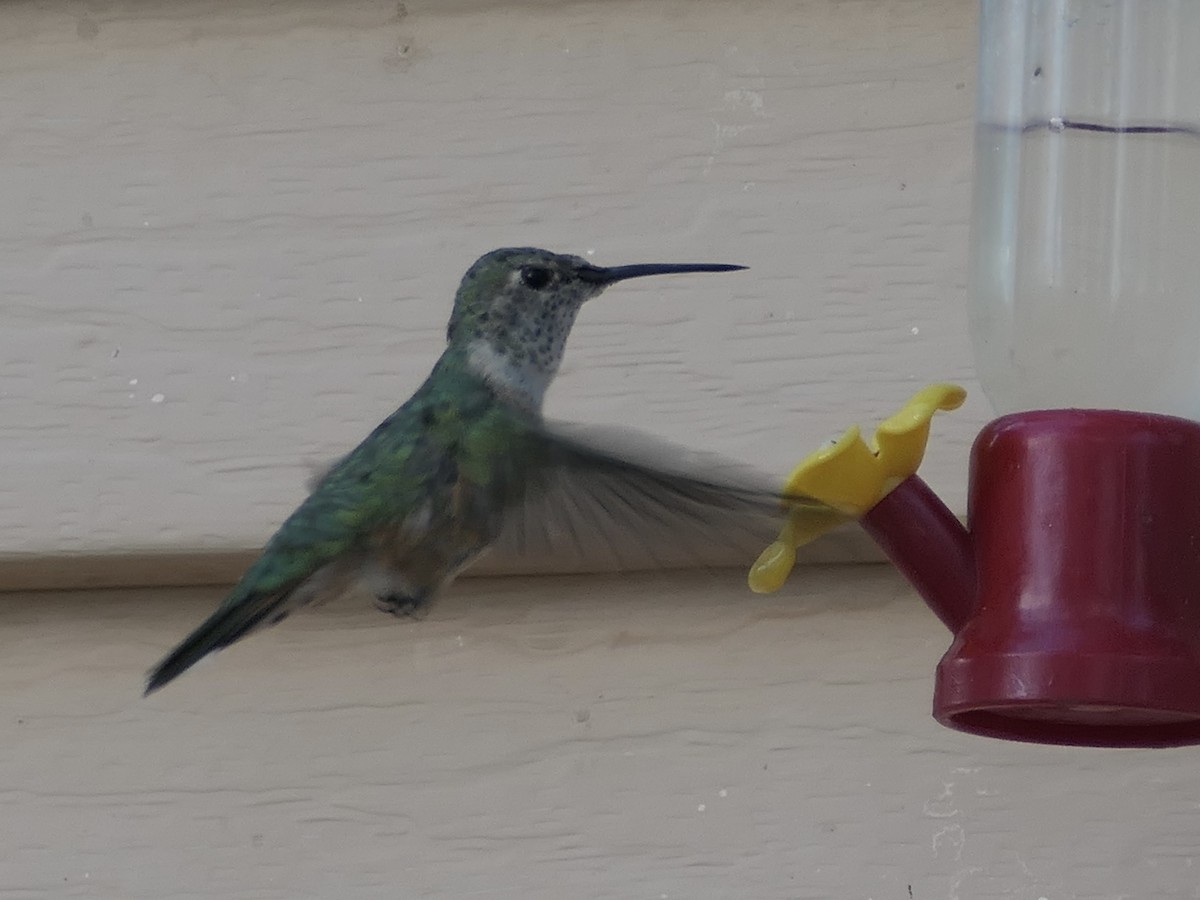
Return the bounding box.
[489,419,849,572]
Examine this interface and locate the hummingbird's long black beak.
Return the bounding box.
[578,262,747,285]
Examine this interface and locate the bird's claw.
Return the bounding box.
[374,593,430,619]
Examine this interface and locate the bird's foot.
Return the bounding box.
[374,592,430,619]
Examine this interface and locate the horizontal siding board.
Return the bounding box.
[2,0,985,567]
[3,567,1197,898]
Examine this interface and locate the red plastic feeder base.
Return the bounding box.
[868,409,1200,747]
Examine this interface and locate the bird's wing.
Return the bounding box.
[487,418,848,572]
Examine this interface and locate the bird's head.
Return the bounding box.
[447,247,744,409]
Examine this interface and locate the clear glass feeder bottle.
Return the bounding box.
[969,0,1200,418]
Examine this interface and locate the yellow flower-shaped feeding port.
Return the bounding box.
[748,383,966,593]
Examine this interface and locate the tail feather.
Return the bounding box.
[144,587,292,695]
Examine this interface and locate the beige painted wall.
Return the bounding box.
[2,0,987,566]
[6,568,1200,899]
[7,5,1200,899]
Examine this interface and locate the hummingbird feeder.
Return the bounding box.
[752,0,1200,747]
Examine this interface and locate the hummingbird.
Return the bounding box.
[145,247,837,694]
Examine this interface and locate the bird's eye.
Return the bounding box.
[520,266,553,290]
